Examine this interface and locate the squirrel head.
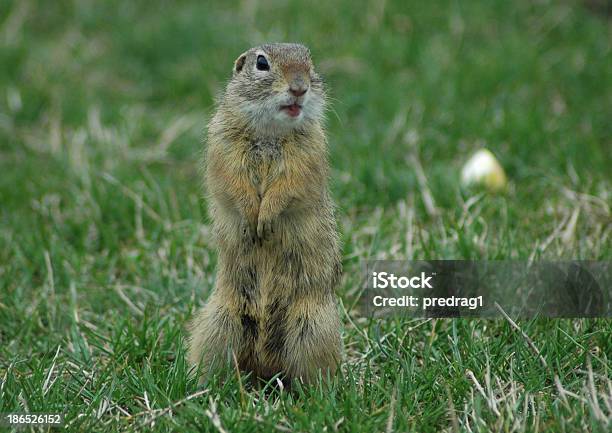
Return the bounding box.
[223,43,325,136]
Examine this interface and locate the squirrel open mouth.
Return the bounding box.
[280,103,302,118]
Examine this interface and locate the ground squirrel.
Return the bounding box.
[188,43,342,385]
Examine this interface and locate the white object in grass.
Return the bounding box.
[461,149,507,191]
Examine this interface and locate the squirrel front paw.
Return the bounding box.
[241,218,258,245]
[256,216,275,244]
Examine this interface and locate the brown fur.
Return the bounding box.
[188,43,342,384]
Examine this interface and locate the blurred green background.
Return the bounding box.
[0,0,610,431]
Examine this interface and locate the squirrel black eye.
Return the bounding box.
[256,55,270,71]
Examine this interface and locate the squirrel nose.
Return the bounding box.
[289,85,308,97]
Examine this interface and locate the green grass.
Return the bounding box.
[0,0,611,431]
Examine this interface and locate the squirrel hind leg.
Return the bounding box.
[187,299,243,382]
[282,300,342,384]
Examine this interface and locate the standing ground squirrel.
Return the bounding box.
[188,43,342,384]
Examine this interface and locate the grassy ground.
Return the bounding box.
[1,0,611,431]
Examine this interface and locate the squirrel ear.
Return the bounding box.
[233,52,247,75]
